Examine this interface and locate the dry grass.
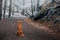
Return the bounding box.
[25,16,60,37]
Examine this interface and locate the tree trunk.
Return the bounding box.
[31,0,34,17]
[12,7,14,15]
[37,0,40,11]
[3,0,7,18]
[21,0,25,15]
[22,9,24,15]
[8,0,12,17]
[0,0,3,20]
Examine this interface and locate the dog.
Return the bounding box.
[17,20,24,37]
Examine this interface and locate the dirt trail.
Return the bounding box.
[0,18,60,40]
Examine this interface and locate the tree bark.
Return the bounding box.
[12,7,15,15]
[3,0,7,18]
[22,0,25,15]
[31,0,34,17]
[0,0,3,20]
[37,0,39,11]
[8,0,12,17]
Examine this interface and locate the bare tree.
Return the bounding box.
[22,0,25,15]
[12,0,15,15]
[3,0,7,18]
[12,7,14,15]
[8,0,12,17]
[37,0,40,11]
[0,0,3,20]
[31,0,34,17]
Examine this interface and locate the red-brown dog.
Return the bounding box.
[17,20,24,37]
